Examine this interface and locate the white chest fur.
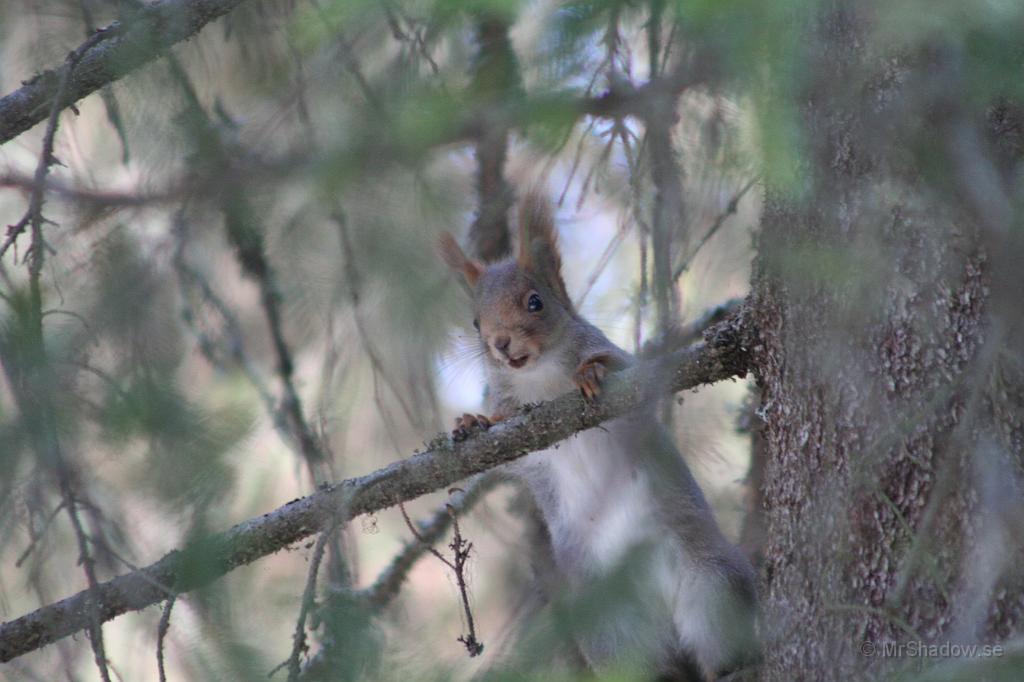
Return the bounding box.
[536,424,659,570]
[492,356,751,676]
[499,352,574,405]
[494,358,660,572]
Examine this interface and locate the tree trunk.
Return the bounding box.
[750,7,1024,681]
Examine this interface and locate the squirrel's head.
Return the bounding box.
[440,193,575,372]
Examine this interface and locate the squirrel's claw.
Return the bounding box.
[452,413,500,441]
[574,359,607,401]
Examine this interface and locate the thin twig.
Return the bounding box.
[399,493,484,657]
[76,0,129,163]
[359,474,498,609]
[156,594,176,682]
[7,35,115,679]
[172,213,279,424]
[574,217,631,308]
[1,173,188,210]
[86,533,176,599]
[334,212,421,428]
[60,486,113,682]
[384,2,441,76]
[399,502,453,568]
[284,523,337,681]
[15,502,65,568]
[166,60,325,474]
[2,28,111,261]
[671,175,759,282]
[557,118,599,207]
[447,499,483,657]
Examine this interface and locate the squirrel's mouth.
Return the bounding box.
[507,354,530,369]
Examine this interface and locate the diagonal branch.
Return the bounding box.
[0,0,261,145]
[0,309,753,664]
[672,175,759,283]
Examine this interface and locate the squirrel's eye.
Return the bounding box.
[527,293,543,312]
[473,318,480,331]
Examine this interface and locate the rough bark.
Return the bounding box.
[0,316,752,663]
[750,7,1024,681]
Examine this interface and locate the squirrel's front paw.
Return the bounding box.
[452,413,502,442]
[574,358,608,401]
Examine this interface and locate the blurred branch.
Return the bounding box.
[172,217,279,417]
[0,307,754,664]
[1,173,188,210]
[577,66,705,122]
[15,502,65,568]
[334,212,421,429]
[155,594,176,682]
[471,66,705,140]
[1,69,704,221]
[383,3,441,76]
[167,57,327,474]
[671,175,759,282]
[276,515,342,682]
[77,0,131,163]
[0,0,261,145]
[639,297,743,358]
[467,14,519,261]
[57,486,112,682]
[645,0,683,339]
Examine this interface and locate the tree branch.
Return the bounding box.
[0,310,753,664]
[467,14,519,261]
[645,1,684,340]
[0,0,260,146]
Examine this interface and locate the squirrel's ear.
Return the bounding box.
[438,233,483,287]
[518,191,572,307]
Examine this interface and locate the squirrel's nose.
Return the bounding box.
[494,335,511,352]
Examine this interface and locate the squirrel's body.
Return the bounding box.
[441,195,758,680]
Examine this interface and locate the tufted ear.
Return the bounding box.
[517,191,573,309]
[438,232,483,287]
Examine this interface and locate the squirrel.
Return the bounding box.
[439,193,759,681]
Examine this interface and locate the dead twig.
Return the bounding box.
[156,594,176,682]
[400,491,484,657]
[281,521,338,681]
[359,474,499,609]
